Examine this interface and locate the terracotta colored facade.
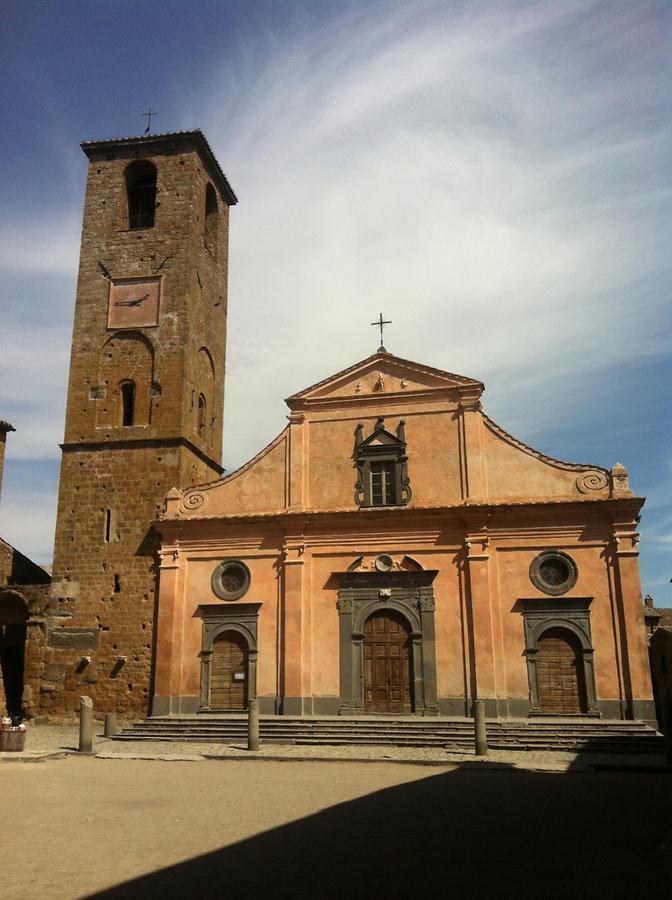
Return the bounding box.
[154,351,655,721]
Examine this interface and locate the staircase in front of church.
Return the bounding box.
[113,716,665,754]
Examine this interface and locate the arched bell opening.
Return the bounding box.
[125,160,157,229]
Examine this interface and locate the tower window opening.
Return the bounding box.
[204,183,218,252]
[104,509,112,543]
[197,394,206,437]
[120,381,136,426]
[125,160,157,229]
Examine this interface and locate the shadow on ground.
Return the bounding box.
[88,759,671,900]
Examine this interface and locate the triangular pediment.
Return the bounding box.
[286,351,483,409]
[360,428,399,448]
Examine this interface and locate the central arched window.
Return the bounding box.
[125,160,157,229]
[120,380,136,426]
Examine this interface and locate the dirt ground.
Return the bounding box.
[1,753,671,900]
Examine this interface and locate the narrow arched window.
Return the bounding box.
[197,394,206,437]
[120,381,136,426]
[204,183,218,252]
[125,160,157,229]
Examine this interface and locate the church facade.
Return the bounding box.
[153,349,654,721]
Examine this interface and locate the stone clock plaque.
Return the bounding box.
[107,276,161,328]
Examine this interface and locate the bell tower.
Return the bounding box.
[47,131,237,716]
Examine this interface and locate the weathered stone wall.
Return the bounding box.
[47,133,233,719]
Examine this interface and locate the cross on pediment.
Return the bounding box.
[371,313,391,351]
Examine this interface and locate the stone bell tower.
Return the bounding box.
[46,131,237,717]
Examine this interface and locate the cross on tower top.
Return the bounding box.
[371,313,391,352]
[143,108,157,135]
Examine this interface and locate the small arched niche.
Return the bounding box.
[125,160,157,229]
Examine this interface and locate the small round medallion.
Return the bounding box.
[211,560,251,601]
[374,554,394,573]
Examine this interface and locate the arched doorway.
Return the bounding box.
[363,609,412,714]
[209,630,249,710]
[0,592,28,720]
[537,627,588,714]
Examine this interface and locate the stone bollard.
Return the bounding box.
[104,713,118,738]
[79,696,94,754]
[473,699,488,757]
[248,698,260,752]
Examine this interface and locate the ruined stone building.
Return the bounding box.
[0,130,657,724]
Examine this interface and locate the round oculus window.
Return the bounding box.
[529,551,578,596]
[211,560,251,601]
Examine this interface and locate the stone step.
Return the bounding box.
[113,716,665,754]
[126,717,654,732]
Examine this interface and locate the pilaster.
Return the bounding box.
[458,393,485,500]
[462,510,501,716]
[280,521,310,713]
[151,542,184,715]
[287,413,306,510]
[608,500,654,718]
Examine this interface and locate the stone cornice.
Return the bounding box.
[60,436,223,474]
[156,494,644,531]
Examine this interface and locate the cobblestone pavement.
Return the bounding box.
[1,722,668,771]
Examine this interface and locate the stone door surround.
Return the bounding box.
[198,603,261,711]
[520,598,599,717]
[336,569,439,716]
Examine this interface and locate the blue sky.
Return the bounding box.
[0,0,670,602]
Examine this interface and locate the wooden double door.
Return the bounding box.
[363,610,412,714]
[209,630,249,710]
[537,627,588,714]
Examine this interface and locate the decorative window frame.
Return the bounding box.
[354,417,411,507]
[197,602,261,710]
[520,598,599,716]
